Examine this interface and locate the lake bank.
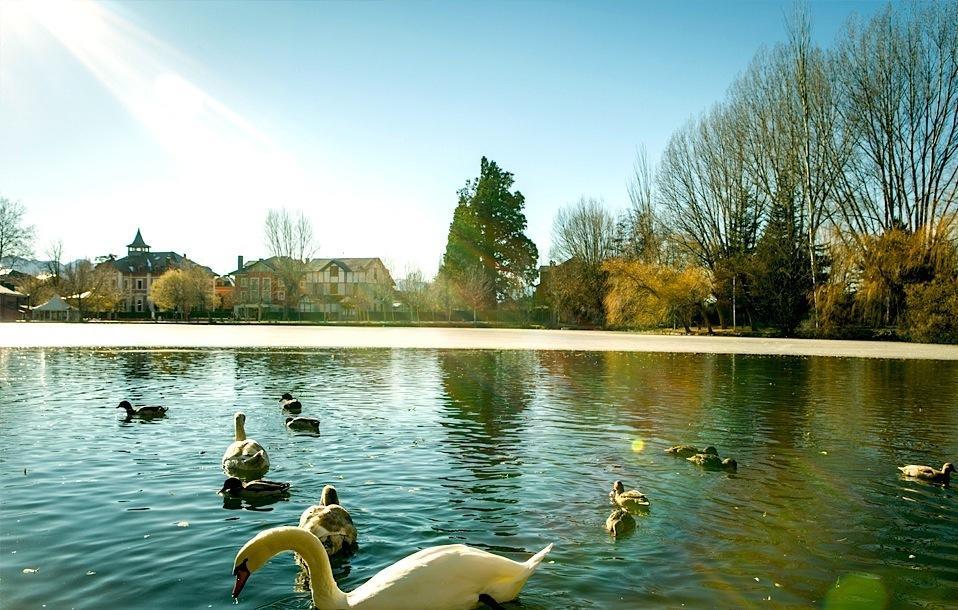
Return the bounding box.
[1,323,956,359]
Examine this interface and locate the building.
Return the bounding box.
[0,284,28,321]
[31,294,78,322]
[98,229,216,315]
[301,258,395,318]
[230,255,395,319]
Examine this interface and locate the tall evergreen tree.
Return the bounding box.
[439,157,538,308]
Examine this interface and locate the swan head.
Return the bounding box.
[280,392,294,401]
[611,480,625,494]
[232,526,332,600]
[320,485,339,506]
[220,477,243,495]
[235,412,246,424]
[704,446,718,455]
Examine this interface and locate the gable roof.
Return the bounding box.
[100,251,215,276]
[0,284,26,297]
[33,294,75,311]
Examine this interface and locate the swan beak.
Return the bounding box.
[232,560,250,598]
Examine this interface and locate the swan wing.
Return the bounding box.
[347,544,550,610]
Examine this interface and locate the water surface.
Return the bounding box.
[1,349,956,609]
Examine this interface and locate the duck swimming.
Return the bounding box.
[687,453,737,471]
[898,462,954,485]
[286,416,320,434]
[280,393,302,414]
[298,485,358,558]
[609,481,650,511]
[233,526,553,610]
[220,477,291,499]
[222,412,270,479]
[665,445,718,458]
[116,400,167,418]
[605,508,635,538]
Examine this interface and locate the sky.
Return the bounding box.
[0,0,886,277]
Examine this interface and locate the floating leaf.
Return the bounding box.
[22,568,38,574]
[176,521,190,527]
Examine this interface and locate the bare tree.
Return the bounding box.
[397,267,429,321]
[457,263,492,323]
[45,239,64,288]
[0,197,35,262]
[264,208,318,319]
[619,146,663,262]
[62,259,118,319]
[550,197,617,266]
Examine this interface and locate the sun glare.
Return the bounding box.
[3,0,107,46]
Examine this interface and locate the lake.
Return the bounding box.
[1,348,956,609]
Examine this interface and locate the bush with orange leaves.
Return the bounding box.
[603,259,712,333]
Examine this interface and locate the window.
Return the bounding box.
[250,277,260,300]
[262,277,271,293]
[136,278,144,290]
[124,279,130,290]
[135,298,143,312]
[277,291,286,302]
[238,277,248,287]
[239,290,248,302]
[330,283,338,295]
[330,266,339,277]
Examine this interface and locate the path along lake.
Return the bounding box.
[1,348,956,609]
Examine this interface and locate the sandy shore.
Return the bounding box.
[1,323,956,360]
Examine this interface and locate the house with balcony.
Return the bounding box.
[97,229,216,316]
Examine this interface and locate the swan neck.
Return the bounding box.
[296,534,348,609]
[234,418,246,442]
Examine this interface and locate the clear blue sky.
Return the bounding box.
[0,0,884,277]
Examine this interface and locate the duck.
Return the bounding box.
[286,416,320,434]
[222,412,270,479]
[898,462,954,484]
[665,445,718,458]
[609,480,650,511]
[280,393,303,414]
[605,508,635,538]
[298,485,358,558]
[116,400,167,418]
[687,453,737,471]
[220,477,291,499]
[232,526,554,610]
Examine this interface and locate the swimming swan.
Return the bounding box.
[298,485,358,557]
[232,526,554,610]
[222,412,270,480]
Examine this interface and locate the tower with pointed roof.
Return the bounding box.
[127,229,150,255]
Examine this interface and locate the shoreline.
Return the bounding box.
[1,323,956,360]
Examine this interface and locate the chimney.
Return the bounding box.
[237,255,244,270]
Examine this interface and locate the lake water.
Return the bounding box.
[1,349,956,609]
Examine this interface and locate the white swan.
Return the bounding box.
[222,412,270,480]
[232,526,553,610]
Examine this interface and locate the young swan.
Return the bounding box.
[609,481,650,511]
[605,508,635,538]
[665,445,718,458]
[116,400,167,418]
[298,485,358,557]
[233,526,553,610]
[222,412,270,479]
[898,462,955,485]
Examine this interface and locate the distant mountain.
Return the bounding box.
[0,256,86,276]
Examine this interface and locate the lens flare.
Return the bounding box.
[824,573,887,610]
[631,438,645,453]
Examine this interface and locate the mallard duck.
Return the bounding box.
[898,462,954,484]
[605,508,635,538]
[280,393,302,414]
[116,400,167,418]
[298,485,358,558]
[687,453,737,470]
[222,412,270,479]
[286,416,320,434]
[665,445,718,458]
[220,477,291,498]
[609,480,650,511]
[233,526,553,610]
